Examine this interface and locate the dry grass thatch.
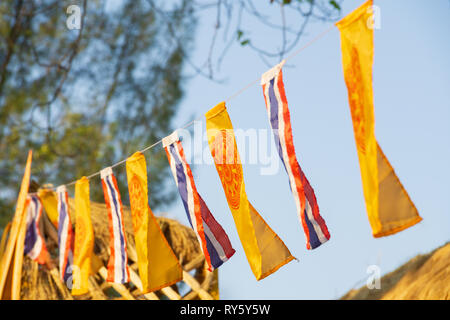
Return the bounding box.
[19,197,219,300]
[341,242,450,300]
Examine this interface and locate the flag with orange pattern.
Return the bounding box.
[205,102,294,280]
[336,0,422,237]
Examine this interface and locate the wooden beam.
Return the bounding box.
[97,266,135,300]
[0,150,32,299]
[11,199,30,300]
[160,285,181,300]
[88,276,107,300]
[128,267,159,300]
[0,222,11,259]
[126,242,181,300]
[182,270,213,300]
[183,254,205,272]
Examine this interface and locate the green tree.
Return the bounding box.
[0,0,196,226]
[0,0,341,228]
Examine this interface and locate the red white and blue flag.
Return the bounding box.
[100,167,130,284]
[261,60,330,249]
[24,195,49,265]
[163,131,235,271]
[56,185,74,282]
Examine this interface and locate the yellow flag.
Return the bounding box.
[0,150,32,300]
[72,177,94,295]
[0,223,11,260]
[126,152,182,293]
[11,197,30,300]
[37,189,59,227]
[205,102,294,280]
[336,0,422,237]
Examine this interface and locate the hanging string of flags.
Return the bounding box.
[11,0,422,295]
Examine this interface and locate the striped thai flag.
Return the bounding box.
[163,131,235,271]
[56,185,74,282]
[100,167,130,283]
[24,195,49,265]
[261,60,330,249]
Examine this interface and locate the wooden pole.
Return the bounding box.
[0,223,12,259]
[11,199,30,300]
[97,266,135,300]
[182,270,214,300]
[128,266,159,300]
[0,150,32,300]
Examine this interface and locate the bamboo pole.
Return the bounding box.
[182,270,216,300]
[183,254,205,272]
[11,199,30,300]
[160,285,182,300]
[128,267,159,300]
[182,270,213,300]
[0,151,32,299]
[97,266,135,300]
[0,223,12,259]
[88,276,107,300]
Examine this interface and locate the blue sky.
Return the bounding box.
[164,0,450,299]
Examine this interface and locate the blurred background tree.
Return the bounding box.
[0,0,341,227]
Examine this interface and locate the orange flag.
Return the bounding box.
[72,177,94,295]
[0,223,11,260]
[205,102,294,280]
[0,150,32,300]
[126,152,182,293]
[336,0,422,237]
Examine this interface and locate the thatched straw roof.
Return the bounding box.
[341,242,450,300]
[19,197,218,300]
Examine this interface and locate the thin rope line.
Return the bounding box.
[30,25,335,194]
[284,24,335,62]
[225,78,260,102]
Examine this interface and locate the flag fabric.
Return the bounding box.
[56,185,74,284]
[126,152,182,293]
[100,167,130,283]
[0,223,11,260]
[261,61,330,249]
[72,177,94,295]
[336,0,422,237]
[163,131,235,271]
[38,189,59,227]
[205,102,294,280]
[24,195,50,265]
